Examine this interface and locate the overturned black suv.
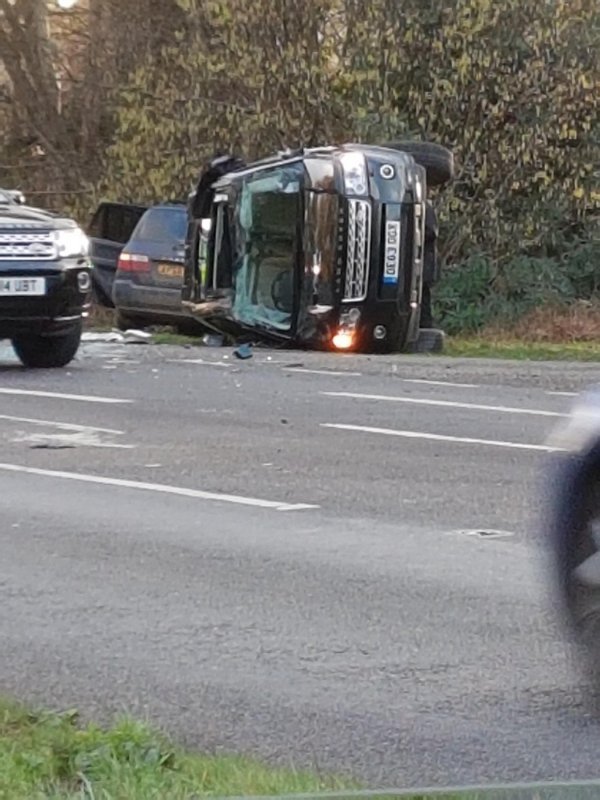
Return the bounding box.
[183,141,453,353]
[0,189,92,367]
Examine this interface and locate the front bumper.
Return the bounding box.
[0,258,91,338]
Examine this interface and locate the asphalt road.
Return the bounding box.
[2,339,600,789]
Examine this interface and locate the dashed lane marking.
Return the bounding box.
[0,464,319,512]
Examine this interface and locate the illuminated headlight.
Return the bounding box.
[332,330,354,350]
[54,227,89,258]
[340,152,368,196]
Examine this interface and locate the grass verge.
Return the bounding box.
[444,337,600,362]
[0,699,350,800]
[151,330,204,347]
[1,700,588,798]
[443,303,600,361]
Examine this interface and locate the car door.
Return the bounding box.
[87,202,147,306]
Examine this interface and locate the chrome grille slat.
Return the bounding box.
[343,199,371,302]
[0,229,56,260]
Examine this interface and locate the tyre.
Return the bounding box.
[12,321,82,368]
[411,327,445,354]
[380,141,454,187]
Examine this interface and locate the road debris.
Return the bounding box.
[202,333,225,347]
[233,343,253,360]
[451,528,515,540]
[81,329,152,345]
[14,430,134,450]
[81,331,124,343]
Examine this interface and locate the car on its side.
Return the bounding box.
[112,203,201,332]
[0,190,91,368]
[183,141,453,353]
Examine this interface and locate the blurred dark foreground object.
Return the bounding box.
[545,387,600,705]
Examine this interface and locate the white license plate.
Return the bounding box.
[0,277,46,296]
[383,221,401,285]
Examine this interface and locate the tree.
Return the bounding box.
[103,0,345,202]
[0,0,185,208]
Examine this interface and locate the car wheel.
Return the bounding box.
[379,141,454,187]
[560,468,600,695]
[12,321,82,368]
[410,327,445,354]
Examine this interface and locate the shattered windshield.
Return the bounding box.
[231,162,303,332]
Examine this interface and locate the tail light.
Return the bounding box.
[118,253,150,273]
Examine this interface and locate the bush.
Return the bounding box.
[436,237,600,334]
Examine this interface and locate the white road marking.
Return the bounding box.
[0,414,124,435]
[321,423,560,452]
[168,359,232,368]
[546,391,577,397]
[402,378,479,389]
[321,391,566,418]
[284,368,362,377]
[0,463,318,512]
[0,388,131,404]
[12,430,134,449]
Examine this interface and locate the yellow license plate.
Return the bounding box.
[157,263,184,278]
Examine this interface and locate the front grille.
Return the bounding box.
[0,229,56,260]
[343,199,371,302]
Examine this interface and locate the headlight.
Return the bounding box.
[54,227,89,258]
[340,152,368,196]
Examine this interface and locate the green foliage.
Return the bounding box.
[434,255,493,334]
[0,699,350,799]
[102,0,598,331]
[436,237,600,333]
[3,0,598,331]
[101,0,345,203]
[335,0,599,332]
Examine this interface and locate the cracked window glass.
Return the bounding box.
[231,163,303,332]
